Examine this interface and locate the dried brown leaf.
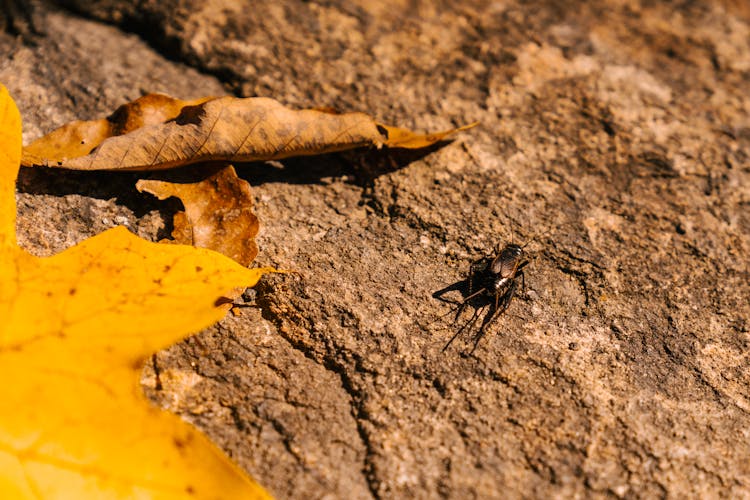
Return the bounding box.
[136,165,259,267]
[22,94,475,171]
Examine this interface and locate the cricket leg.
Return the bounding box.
[442,303,483,352]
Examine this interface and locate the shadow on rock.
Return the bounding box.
[16,166,175,217]
[234,142,448,188]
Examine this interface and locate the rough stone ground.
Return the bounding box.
[2,0,750,498]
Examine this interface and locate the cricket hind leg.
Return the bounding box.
[469,282,518,353]
[442,300,486,352]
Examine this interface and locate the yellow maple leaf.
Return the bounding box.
[0,85,272,498]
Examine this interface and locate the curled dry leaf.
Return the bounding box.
[136,165,259,267]
[0,86,271,498]
[22,93,477,171]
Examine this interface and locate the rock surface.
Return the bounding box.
[3,1,749,498]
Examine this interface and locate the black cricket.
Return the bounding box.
[441,242,528,353]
